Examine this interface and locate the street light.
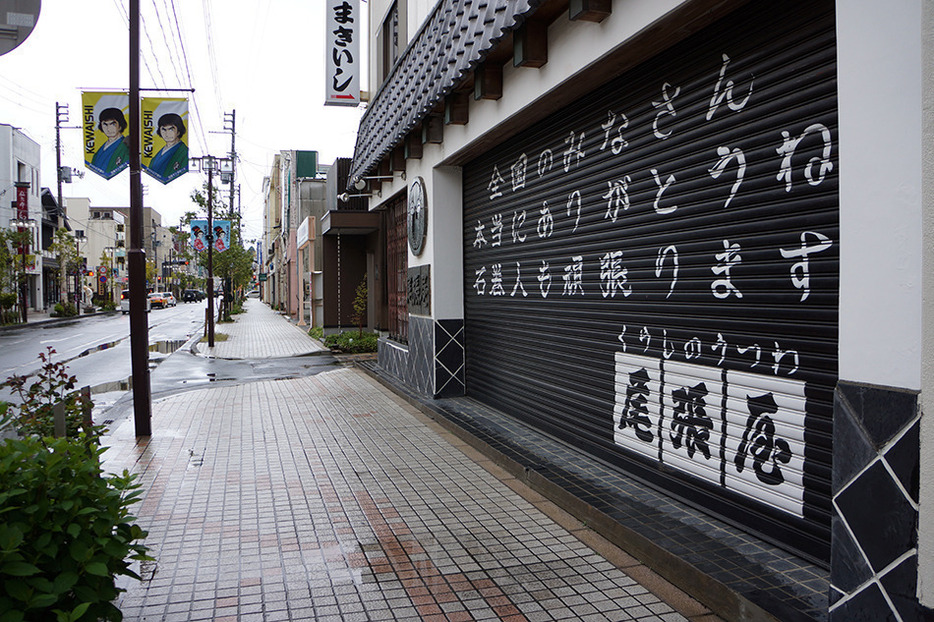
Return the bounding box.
[190,155,231,348]
[74,230,86,312]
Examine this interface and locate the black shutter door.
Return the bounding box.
[462,0,837,561]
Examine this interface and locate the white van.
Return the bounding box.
[120,289,152,314]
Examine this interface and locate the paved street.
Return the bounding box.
[100,299,719,621]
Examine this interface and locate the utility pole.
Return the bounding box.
[224,110,236,227]
[206,158,216,347]
[54,103,68,227]
[223,110,236,317]
[128,0,152,437]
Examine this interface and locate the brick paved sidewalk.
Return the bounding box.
[103,366,719,621]
[199,298,327,359]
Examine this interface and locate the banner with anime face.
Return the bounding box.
[190,220,208,252]
[142,98,189,184]
[211,220,230,252]
[190,219,230,253]
[82,92,130,180]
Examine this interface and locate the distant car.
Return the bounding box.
[247,289,259,298]
[182,289,202,303]
[148,292,168,309]
[162,292,177,307]
[120,289,152,314]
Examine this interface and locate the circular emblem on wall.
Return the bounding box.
[407,176,427,255]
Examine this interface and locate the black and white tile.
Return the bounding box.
[830,381,926,621]
[377,317,464,398]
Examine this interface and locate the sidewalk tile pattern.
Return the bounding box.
[104,368,688,621]
[362,363,831,622]
[203,301,327,359]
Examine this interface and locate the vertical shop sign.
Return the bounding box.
[325,0,360,106]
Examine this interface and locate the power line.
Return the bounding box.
[168,0,210,151]
[201,0,224,118]
[156,0,188,88]
[138,5,171,89]
[110,0,160,87]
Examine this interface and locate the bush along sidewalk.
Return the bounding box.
[324,331,378,353]
[0,348,151,622]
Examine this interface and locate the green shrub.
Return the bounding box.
[0,348,97,440]
[0,436,149,622]
[1,310,19,325]
[50,303,78,318]
[308,326,324,340]
[0,293,17,311]
[323,331,378,353]
[0,348,150,621]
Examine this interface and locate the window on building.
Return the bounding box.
[386,192,408,343]
[379,1,400,85]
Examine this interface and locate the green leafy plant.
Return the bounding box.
[0,348,150,621]
[0,348,98,440]
[50,303,78,318]
[324,331,378,353]
[0,293,17,312]
[0,435,149,621]
[308,326,324,340]
[351,275,367,337]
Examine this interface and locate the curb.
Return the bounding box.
[0,310,120,332]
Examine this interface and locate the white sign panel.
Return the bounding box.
[613,352,807,518]
[325,0,360,107]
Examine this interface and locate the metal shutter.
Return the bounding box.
[462,0,837,561]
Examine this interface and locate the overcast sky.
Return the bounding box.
[0,0,367,243]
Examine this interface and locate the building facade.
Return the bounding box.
[262,151,327,319]
[0,123,43,313]
[351,1,934,620]
[66,198,127,305]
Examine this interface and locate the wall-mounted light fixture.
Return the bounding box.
[338,191,380,203]
[351,174,400,191]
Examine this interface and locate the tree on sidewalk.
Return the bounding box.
[49,228,81,314]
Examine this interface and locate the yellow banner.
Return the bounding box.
[82,92,130,180]
[141,97,190,184]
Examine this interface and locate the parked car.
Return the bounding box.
[148,291,168,309]
[182,289,203,302]
[247,289,259,298]
[162,292,177,307]
[120,289,152,314]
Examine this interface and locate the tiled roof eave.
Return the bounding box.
[349,0,542,186]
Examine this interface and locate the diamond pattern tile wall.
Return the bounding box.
[830,381,921,621]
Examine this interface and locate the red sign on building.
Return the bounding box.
[15,183,28,220]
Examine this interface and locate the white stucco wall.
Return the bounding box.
[837,0,930,607]
[836,0,923,391]
[918,0,934,607]
[429,166,463,319]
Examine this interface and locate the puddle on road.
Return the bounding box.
[148,339,187,354]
